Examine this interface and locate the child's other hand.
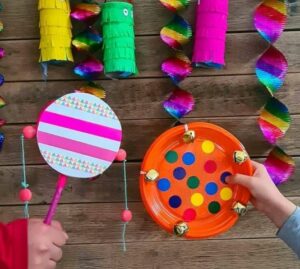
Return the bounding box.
[226,161,296,228]
[28,219,68,269]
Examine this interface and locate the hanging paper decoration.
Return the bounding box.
[100,1,138,78]
[254,0,295,184]
[192,0,229,69]
[160,0,194,120]
[71,1,103,94]
[0,2,5,151]
[38,0,74,77]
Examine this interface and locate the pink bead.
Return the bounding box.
[19,189,32,202]
[23,126,37,139]
[121,209,132,222]
[115,148,127,161]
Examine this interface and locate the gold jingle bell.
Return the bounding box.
[233,202,247,216]
[174,222,189,236]
[145,169,159,182]
[233,150,249,164]
[183,130,196,143]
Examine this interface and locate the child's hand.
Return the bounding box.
[28,219,68,269]
[226,161,296,228]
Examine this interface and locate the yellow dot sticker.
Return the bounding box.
[202,140,215,154]
[220,187,233,201]
[191,193,204,207]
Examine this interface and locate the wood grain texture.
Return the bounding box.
[1,198,299,244]
[0,157,299,206]
[0,116,298,165]
[56,239,299,269]
[1,73,300,123]
[0,1,299,268]
[0,0,299,40]
[0,32,299,81]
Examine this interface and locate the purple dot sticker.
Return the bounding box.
[157,178,171,192]
[173,167,186,180]
[221,171,232,184]
[182,152,195,165]
[169,195,182,208]
[205,182,218,195]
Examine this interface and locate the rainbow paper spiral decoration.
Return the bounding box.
[38,0,73,75]
[0,2,5,150]
[192,0,229,69]
[101,1,138,78]
[254,0,295,184]
[160,0,194,120]
[71,1,105,95]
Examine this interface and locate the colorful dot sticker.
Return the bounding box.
[220,187,233,201]
[169,195,182,208]
[165,150,178,163]
[187,176,200,189]
[191,193,204,207]
[182,152,195,165]
[221,171,232,184]
[205,182,218,195]
[202,140,215,154]
[157,178,171,192]
[183,208,196,222]
[173,167,186,180]
[204,160,217,174]
[208,201,221,214]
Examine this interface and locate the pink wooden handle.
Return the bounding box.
[44,174,68,225]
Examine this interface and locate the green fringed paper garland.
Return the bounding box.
[101,1,138,78]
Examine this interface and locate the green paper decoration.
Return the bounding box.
[101,1,138,78]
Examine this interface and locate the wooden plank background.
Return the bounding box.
[0,0,299,268]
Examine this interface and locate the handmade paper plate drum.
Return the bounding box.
[36,92,122,179]
[140,122,252,238]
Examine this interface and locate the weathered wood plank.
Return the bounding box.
[0,198,299,244]
[0,32,299,81]
[57,239,299,269]
[0,116,299,165]
[0,156,299,206]
[1,0,299,40]
[0,73,299,123]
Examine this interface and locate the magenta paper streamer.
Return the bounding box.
[192,0,229,69]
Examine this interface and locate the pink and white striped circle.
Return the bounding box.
[37,92,122,178]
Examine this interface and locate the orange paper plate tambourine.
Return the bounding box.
[140,122,253,238]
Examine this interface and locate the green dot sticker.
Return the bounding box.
[208,201,221,214]
[187,176,200,189]
[165,150,178,163]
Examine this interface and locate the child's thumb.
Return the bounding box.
[226,174,253,189]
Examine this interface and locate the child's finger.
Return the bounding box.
[51,220,62,230]
[50,244,63,262]
[50,229,68,247]
[251,160,265,175]
[225,174,253,189]
[47,260,56,269]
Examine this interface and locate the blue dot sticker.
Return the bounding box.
[173,167,186,180]
[221,171,232,184]
[182,152,195,165]
[169,195,182,208]
[157,178,171,192]
[205,182,218,195]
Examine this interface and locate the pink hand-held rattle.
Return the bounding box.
[24,92,122,224]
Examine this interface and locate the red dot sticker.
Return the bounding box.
[183,208,196,222]
[204,160,217,173]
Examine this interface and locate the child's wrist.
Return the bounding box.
[263,196,296,228]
